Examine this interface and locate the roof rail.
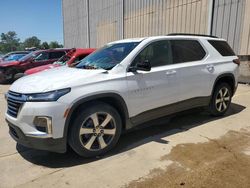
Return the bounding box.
[167,33,218,38]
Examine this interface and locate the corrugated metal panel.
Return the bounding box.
[63,0,249,56]
[88,0,123,47]
[240,0,250,55]
[123,0,208,39]
[62,0,88,48]
[211,0,245,54]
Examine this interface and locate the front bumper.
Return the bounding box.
[5,99,70,153]
[6,101,68,138]
[7,119,66,153]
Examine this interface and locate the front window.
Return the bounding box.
[132,40,172,67]
[76,42,140,70]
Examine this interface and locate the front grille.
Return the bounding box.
[7,91,26,118]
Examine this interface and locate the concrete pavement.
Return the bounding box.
[0,84,249,188]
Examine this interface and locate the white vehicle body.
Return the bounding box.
[5,35,239,153]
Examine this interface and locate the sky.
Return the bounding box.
[0,0,63,44]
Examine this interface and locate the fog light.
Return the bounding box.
[33,116,52,134]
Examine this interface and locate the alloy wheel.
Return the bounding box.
[79,112,116,151]
[215,87,230,112]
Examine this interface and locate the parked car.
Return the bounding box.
[0,51,30,62]
[0,48,69,83]
[5,34,239,157]
[24,48,96,75]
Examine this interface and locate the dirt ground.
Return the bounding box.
[0,84,250,188]
[127,130,250,188]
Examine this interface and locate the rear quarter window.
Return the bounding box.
[208,40,235,56]
[171,40,206,64]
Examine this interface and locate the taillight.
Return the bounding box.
[233,59,240,66]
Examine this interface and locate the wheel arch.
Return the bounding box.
[63,93,130,140]
[212,73,236,96]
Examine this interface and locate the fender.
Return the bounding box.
[63,93,130,139]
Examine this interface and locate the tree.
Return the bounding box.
[0,31,20,53]
[41,42,49,49]
[23,36,41,48]
[49,41,63,48]
[0,31,63,53]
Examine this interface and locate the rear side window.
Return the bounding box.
[49,51,66,59]
[170,40,206,63]
[208,40,235,56]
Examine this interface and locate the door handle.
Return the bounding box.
[166,70,177,75]
[206,64,214,72]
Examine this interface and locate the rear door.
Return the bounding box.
[170,39,211,101]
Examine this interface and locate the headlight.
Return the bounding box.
[26,88,71,102]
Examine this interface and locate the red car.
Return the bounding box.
[0,48,70,83]
[24,48,96,75]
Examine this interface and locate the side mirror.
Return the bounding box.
[129,60,151,72]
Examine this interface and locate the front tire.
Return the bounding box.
[68,102,122,157]
[4,68,16,83]
[209,82,232,116]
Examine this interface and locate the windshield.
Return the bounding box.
[4,54,27,61]
[76,42,139,70]
[53,55,71,65]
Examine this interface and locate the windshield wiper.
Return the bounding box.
[82,65,99,70]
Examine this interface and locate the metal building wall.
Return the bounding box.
[63,0,210,48]
[211,0,246,55]
[62,0,250,56]
[88,0,123,47]
[124,0,210,38]
[240,0,250,55]
[62,0,89,48]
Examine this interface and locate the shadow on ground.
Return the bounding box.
[17,103,246,168]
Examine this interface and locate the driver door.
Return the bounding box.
[126,40,180,123]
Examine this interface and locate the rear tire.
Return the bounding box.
[209,82,232,116]
[68,102,122,157]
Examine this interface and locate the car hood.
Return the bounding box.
[0,60,20,67]
[10,66,108,93]
[25,64,60,75]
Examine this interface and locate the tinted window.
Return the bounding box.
[133,40,172,67]
[171,40,206,63]
[49,51,66,59]
[34,52,49,61]
[208,40,235,56]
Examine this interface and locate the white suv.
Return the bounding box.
[5,34,239,157]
